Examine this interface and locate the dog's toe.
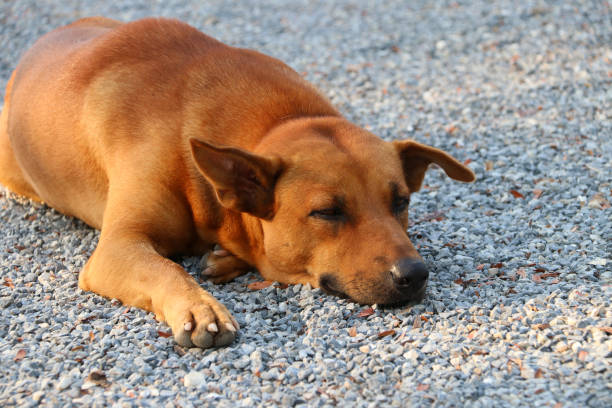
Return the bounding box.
[190,303,225,348]
[165,289,239,348]
[191,327,214,348]
[214,328,236,347]
[169,315,195,348]
[202,266,216,276]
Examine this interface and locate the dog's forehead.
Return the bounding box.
[260,118,406,191]
[296,135,394,171]
[278,133,406,199]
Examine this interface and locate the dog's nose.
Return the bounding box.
[390,258,429,291]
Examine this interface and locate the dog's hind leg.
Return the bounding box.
[0,73,42,201]
[202,246,253,283]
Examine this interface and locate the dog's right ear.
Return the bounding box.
[190,139,284,219]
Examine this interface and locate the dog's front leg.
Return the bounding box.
[78,230,239,348]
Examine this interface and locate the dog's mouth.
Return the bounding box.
[318,274,426,306]
[379,283,427,308]
[319,275,349,299]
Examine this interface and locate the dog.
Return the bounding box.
[0,17,475,348]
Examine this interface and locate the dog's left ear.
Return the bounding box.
[190,139,284,219]
[393,140,475,192]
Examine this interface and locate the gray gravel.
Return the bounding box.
[1,0,611,406]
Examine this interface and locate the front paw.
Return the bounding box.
[164,288,239,348]
[202,247,252,284]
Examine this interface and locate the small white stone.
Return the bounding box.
[233,355,250,369]
[240,343,255,355]
[550,317,565,326]
[589,307,602,318]
[555,341,569,352]
[404,349,420,361]
[423,90,436,104]
[421,342,436,354]
[520,365,535,379]
[184,371,206,388]
[450,357,462,368]
[31,391,44,402]
[588,258,607,266]
[56,376,73,391]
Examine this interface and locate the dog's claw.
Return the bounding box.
[213,249,230,257]
[230,316,240,330]
[174,329,194,348]
[207,322,218,333]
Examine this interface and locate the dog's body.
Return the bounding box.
[0,17,474,348]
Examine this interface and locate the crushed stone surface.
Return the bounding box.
[1,1,610,406]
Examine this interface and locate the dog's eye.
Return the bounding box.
[392,196,410,214]
[309,207,345,221]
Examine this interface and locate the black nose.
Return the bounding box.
[391,258,429,292]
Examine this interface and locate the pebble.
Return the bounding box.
[31,391,44,402]
[184,371,206,388]
[404,350,420,362]
[56,376,73,391]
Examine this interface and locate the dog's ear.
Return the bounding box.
[393,140,475,192]
[190,139,284,219]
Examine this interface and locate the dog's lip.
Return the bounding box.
[379,283,427,307]
[379,295,424,308]
[319,276,349,299]
[320,282,349,299]
[318,274,427,305]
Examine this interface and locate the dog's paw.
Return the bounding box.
[164,288,240,348]
[202,247,252,284]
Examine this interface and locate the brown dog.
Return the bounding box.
[0,17,474,348]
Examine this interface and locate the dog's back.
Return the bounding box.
[1,17,131,225]
[1,17,337,227]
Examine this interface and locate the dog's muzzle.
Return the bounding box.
[319,258,429,305]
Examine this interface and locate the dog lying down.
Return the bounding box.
[0,17,475,348]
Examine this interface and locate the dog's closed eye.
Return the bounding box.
[309,206,345,221]
[392,195,410,215]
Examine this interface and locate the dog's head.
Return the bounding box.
[190,117,474,305]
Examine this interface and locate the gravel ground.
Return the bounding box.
[1,0,611,406]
